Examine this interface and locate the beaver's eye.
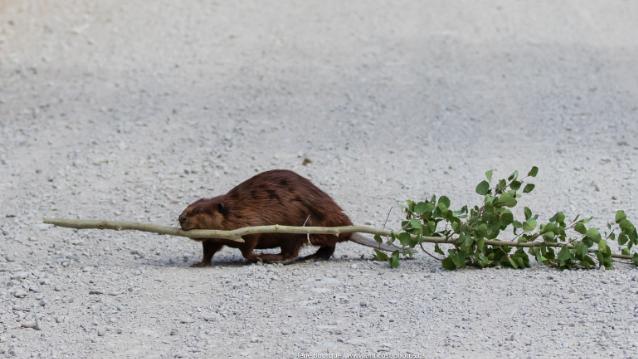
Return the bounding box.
[217,203,227,215]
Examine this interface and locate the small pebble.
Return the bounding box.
[12,289,27,298]
[20,321,40,330]
[10,272,29,280]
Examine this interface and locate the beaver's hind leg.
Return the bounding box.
[299,245,336,261]
[248,244,334,264]
[242,239,302,264]
[300,234,338,261]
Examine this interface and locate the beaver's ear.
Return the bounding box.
[217,202,228,215]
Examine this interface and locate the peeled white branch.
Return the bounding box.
[41,218,633,260]
[42,218,401,252]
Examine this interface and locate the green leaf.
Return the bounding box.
[523,183,535,193]
[508,170,519,181]
[476,181,490,195]
[507,256,519,269]
[407,200,417,212]
[555,212,566,225]
[476,253,492,268]
[414,202,432,215]
[633,254,638,266]
[427,221,436,235]
[524,207,532,220]
[496,179,507,193]
[477,223,488,238]
[408,219,423,230]
[389,251,400,268]
[618,233,629,245]
[574,222,587,234]
[549,211,565,224]
[573,242,588,258]
[558,246,572,264]
[398,232,413,246]
[619,219,636,233]
[512,249,530,268]
[434,244,444,255]
[510,180,521,191]
[442,256,456,270]
[460,234,474,250]
[451,253,465,268]
[498,192,517,207]
[528,166,539,177]
[586,228,602,242]
[477,238,486,251]
[534,252,547,264]
[615,210,627,223]
[500,211,514,227]
[541,222,557,235]
[373,249,388,261]
[523,219,537,232]
[485,169,494,182]
[542,231,555,241]
[581,256,595,268]
[596,240,612,269]
[438,196,451,210]
[373,234,383,244]
[582,236,594,248]
[451,220,461,233]
[484,195,495,206]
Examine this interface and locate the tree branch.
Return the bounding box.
[41,218,633,260]
[42,218,396,245]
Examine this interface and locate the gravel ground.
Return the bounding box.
[1,1,638,358]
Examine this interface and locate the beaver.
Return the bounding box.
[179,169,359,266]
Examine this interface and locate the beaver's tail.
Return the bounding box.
[295,233,401,263]
[349,233,402,252]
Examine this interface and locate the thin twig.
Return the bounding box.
[382,206,393,229]
[419,243,443,261]
[302,215,311,244]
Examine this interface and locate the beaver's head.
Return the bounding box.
[178,197,228,231]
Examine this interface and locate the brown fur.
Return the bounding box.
[178,169,352,266]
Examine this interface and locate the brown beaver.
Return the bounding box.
[179,169,355,266]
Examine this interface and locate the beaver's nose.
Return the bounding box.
[178,214,187,226]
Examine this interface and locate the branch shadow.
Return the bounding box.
[141,252,391,269]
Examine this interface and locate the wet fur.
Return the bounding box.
[179,170,352,266]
